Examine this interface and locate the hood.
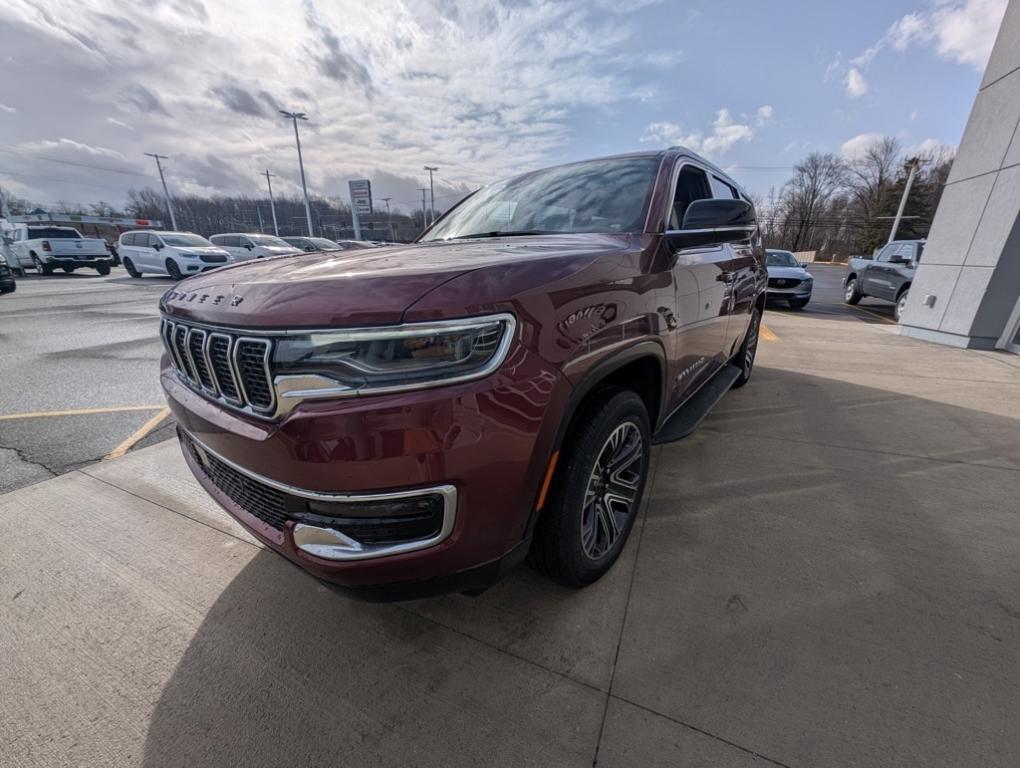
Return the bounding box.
[767,265,811,279]
[265,246,303,254]
[180,245,230,256]
[160,235,627,328]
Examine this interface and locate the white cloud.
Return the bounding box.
[906,137,955,159]
[641,107,754,158]
[0,103,16,113]
[845,67,868,98]
[756,105,774,125]
[0,0,660,210]
[853,0,1007,74]
[841,132,884,160]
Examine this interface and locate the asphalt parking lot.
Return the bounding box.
[3,263,1020,766]
[0,270,176,492]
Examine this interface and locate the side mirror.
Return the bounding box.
[666,199,755,250]
[1,235,12,245]
[245,243,253,250]
[153,241,163,251]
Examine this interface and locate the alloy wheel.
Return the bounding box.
[845,281,856,301]
[580,421,644,560]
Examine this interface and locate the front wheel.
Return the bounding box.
[165,258,183,281]
[844,278,862,305]
[96,263,111,276]
[123,258,141,278]
[33,256,53,276]
[895,290,909,322]
[531,387,651,588]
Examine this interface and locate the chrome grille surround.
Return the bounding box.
[159,312,516,421]
[161,317,277,417]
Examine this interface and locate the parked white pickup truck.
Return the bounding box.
[3,224,113,275]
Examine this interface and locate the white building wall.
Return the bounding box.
[900,0,1020,351]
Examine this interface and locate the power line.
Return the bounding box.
[0,145,158,179]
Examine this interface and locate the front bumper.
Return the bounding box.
[766,288,812,300]
[47,256,113,268]
[162,345,569,598]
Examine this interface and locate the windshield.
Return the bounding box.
[766,251,799,267]
[248,235,292,247]
[28,227,81,239]
[161,233,213,247]
[420,156,661,242]
[310,238,342,250]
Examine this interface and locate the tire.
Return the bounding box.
[788,297,810,310]
[96,263,111,276]
[895,289,909,323]
[844,278,862,305]
[0,284,15,294]
[165,258,183,281]
[731,306,761,389]
[531,387,651,588]
[62,266,76,274]
[32,255,53,276]
[123,258,141,278]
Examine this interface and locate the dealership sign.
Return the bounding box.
[349,179,372,215]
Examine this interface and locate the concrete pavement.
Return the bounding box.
[2,288,1019,766]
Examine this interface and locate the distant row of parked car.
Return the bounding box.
[0,223,380,281]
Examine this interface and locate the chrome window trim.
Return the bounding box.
[182,429,457,562]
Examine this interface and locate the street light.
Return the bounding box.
[143,152,178,230]
[424,165,438,225]
[262,170,280,236]
[380,196,393,241]
[280,110,314,236]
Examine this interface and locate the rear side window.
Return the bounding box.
[28,227,81,239]
[670,165,712,228]
[223,235,240,247]
[210,235,224,245]
[710,176,737,199]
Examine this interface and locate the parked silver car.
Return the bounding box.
[765,250,813,310]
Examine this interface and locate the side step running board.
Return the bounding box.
[652,364,742,445]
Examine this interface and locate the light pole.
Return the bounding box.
[280,110,314,236]
[263,169,279,236]
[144,152,178,230]
[888,157,921,243]
[380,197,393,241]
[424,165,438,225]
[419,188,428,229]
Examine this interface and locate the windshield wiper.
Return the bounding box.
[442,230,558,241]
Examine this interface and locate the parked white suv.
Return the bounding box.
[118,231,231,280]
[208,233,301,261]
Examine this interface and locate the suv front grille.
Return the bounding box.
[161,318,275,415]
[768,277,802,289]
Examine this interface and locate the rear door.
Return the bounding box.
[861,244,893,299]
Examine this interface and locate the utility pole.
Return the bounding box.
[424,165,438,225]
[256,203,264,233]
[419,188,428,229]
[888,156,921,243]
[143,152,178,230]
[280,110,314,236]
[381,197,393,241]
[263,170,279,236]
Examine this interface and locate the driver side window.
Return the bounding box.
[875,244,896,262]
[670,165,711,229]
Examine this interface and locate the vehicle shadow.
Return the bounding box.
[139,368,1020,766]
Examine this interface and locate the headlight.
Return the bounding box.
[274,313,516,394]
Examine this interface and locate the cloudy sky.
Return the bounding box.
[0,0,1008,214]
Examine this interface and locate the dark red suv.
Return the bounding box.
[159,149,766,600]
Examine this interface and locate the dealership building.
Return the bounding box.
[900,1,1020,354]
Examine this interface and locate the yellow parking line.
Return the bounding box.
[104,407,171,461]
[850,306,898,325]
[760,324,779,342]
[0,405,166,422]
